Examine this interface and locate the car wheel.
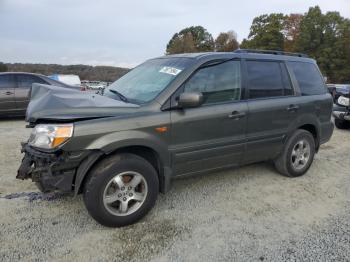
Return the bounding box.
[334,118,350,129]
[83,153,159,227]
[274,130,315,177]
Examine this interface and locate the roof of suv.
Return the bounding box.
[160,50,315,63]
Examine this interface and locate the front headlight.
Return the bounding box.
[28,124,74,149]
[338,96,350,107]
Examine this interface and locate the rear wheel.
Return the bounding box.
[334,118,350,129]
[274,130,315,177]
[83,153,159,227]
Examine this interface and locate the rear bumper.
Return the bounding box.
[17,143,91,192]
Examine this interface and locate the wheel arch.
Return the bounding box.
[297,123,319,150]
[285,114,321,152]
[74,144,171,196]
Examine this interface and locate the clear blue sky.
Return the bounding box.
[1,0,349,68]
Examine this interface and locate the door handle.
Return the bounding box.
[5,91,14,95]
[228,111,245,120]
[286,104,299,112]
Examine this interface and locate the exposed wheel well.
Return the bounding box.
[298,124,319,150]
[112,146,160,173]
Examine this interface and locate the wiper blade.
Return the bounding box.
[108,89,129,103]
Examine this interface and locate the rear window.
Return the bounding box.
[288,62,326,95]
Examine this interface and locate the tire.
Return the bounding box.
[274,130,315,177]
[334,118,350,129]
[83,153,159,227]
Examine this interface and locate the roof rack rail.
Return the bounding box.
[234,49,308,58]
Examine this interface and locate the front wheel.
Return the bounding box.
[83,153,159,227]
[274,130,315,177]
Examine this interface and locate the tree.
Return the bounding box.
[294,6,350,82]
[0,62,7,72]
[166,26,214,54]
[283,14,303,52]
[215,31,239,52]
[5,63,129,82]
[240,13,286,50]
[324,13,350,83]
[166,32,196,54]
[294,6,324,57]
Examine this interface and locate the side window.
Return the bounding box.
[246,61,285,99]
[0,75,16,89]
[184,60,241,105]
[288,62,326,95]
[17,75,47,89]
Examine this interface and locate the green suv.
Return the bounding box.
[17,50,334,227]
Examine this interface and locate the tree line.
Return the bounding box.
[0,63,129,82]
[166,6,350,83]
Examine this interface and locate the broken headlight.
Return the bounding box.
[28,124,74,149]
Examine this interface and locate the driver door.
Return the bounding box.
[169,60,248,176]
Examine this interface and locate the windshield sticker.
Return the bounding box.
[159,66,182,76]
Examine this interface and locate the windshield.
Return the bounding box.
[106,57,192,103]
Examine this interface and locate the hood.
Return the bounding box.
[26,84,139,123]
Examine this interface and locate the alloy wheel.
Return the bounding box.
[291,139,311,170]
[103,171,148,216]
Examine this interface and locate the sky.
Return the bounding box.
[1,0,349,68]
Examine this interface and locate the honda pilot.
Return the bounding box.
[17,50,334,227]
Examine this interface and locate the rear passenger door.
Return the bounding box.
[0,74,16,114]
[15,74,48,111]
[243,60,300,164]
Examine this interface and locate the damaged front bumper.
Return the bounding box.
[17,143,91,193]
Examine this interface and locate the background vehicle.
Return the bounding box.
[48,74,81,87]
[331,84,350,129]
[17,50,333,227]
[0,72,79,116]
[327,84,350,103]
[85,81,107,90]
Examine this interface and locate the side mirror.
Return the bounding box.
[177,92,204,108]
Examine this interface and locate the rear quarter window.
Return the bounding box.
[288,62,326,96]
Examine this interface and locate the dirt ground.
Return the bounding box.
[0,119,349,261]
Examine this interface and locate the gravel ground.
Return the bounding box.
[0,119,349,261]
